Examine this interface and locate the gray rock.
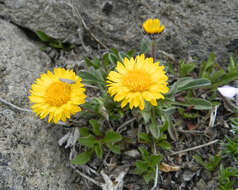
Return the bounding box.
[196,178,207,190]
[182,169,195,182]
[0,19,77,190]
[1,0,238,62]
[123,149,140,158]
[0,0,79,43]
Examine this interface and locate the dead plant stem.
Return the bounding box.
[170,139,219,155]
[117,117,136,133]
[0,97,32,112]
[70,164,101,187]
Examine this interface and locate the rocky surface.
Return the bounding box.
[0,19,77,190]
[0,0,238,62]
[1,0,238,189]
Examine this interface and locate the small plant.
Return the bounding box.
[199,53,238,90]
[177,107,198,119]
[138,120,171,151]
[193,154,221,172]
[218,165,238,190]
[134,147,162,184]
[26,16,238,189]
[223,135,238,159]
[35,30,74,50]
[71,119,122,165]
[79,48,135,92]
[178,60,196,77]
[221,117,238,160]
[230,117,238,135]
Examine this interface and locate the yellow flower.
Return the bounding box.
[29,68,86,123]
[142,18,165,35]
[107,54,169,110]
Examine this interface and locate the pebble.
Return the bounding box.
[124,149,140,158]
[182,169,195,182]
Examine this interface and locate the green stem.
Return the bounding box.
[151,40,157,61]
[151,106,156,125]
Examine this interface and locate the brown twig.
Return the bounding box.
[79,15,109,50]
[66,1,109,50]
[117,117,136,133]
[151,40,157,61]
[177,129,204,135]
[158,50,178,64]
[0,97,32,112]
[70,164,101,187]
[170,139,219,155]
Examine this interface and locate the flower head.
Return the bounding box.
[107,54,169,110]
[142,18,165,35]
[29,68,86,123]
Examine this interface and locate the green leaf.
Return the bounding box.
[35,30,73,50]
[161,115,177,141]
[158,141,171,150]
[193,155,205,166]
[161,107,177,116]
[95,69,106,82]
[79,70,105,86]
[179,60,196,77]
[138,147,149,161]
[228,56,237,73]
[177,78,211,92]
[193,154,221,172]
[79,70,98,82]
[49,41,63,49]
[101,53,110,69]
[185,97,212,110]
[149,122,160,139]
[106,144,121,154]
[211,71,238,89]
[79,127,90,137]
[104,131,122,144]
[208,155,221,170]
[89,119,102,136]
[138,132,152,144]
[159,119,169,133]
[178,108,198,119]
[94,143,103,159]
[92,57,100,69]
[139,40,150,54]
[171,98,212,110]
[108,53,118,65]
[35,31,51,42]
[127,49,136,57]
[110,48,119,56]
[209,69,225,83]
[84,56,96,68]
[199,53,216,77]
[143,171,154,184]
[118,52,128,62]
[71,151,92,165]
[78,135,97,148]
[134,160,148,175]
[141,110,151,124]
[167,81,178,96]
[150,154,162,166]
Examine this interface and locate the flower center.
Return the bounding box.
[123,70,151,92]
[45,81,71,106]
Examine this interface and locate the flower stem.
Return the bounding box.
[151,106,156,125]
[151,40,157,61]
